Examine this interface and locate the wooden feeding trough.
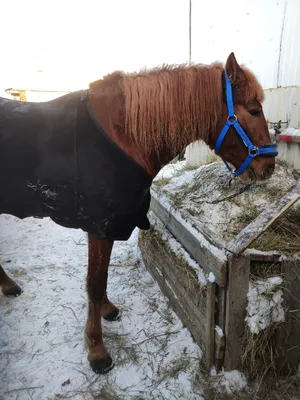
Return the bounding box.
[139,162,300,377]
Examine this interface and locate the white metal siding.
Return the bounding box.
[185,140,220,166]
[278,0,300,87]
[191,0,285,89]
[264,87,300,128]
[276,140,300,170]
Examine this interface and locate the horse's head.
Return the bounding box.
[214,53,277,182]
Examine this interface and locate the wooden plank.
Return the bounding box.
[215,286,226,372]
[151,262,208,362]
[141,230,208,332]
[224,254,250,370]
[275,260,300,374]
[149,229,209,312]
[206,282,216,369]
[246,249,282,263]
[226,181,300,256]
[151,189,224,250]
[139,230,215,368]
[150,192,227,286]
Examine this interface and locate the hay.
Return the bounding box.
[250,261,282,281]
[253,206,300,254]
[154,177,172,188]
[241,260,284,379]
[139,226,205,292]
[241,323,283,380]
[241,258,300,381]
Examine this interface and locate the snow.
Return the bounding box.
[152,190,227,263]
[0,214,206,400]
[214,325,224,338]
[208,272,216,283]
[269,127,300,137]
[284,127,300,137]
[210,367,247,395]
[154,161,187,180]
[246,277,285,334]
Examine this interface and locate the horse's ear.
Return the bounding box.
[225,52,245,84]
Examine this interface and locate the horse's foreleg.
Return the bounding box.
[85,235,115,374]
[0,265,22,297]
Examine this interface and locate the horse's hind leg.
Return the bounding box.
[102,292,121,322]
[0,265,22,297]
[85,236,119,374]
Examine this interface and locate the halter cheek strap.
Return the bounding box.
[215,72,278,177]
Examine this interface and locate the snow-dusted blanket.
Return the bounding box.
[0,91,151,240]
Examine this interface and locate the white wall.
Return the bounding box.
[25,91,69,102]
[191,0,285,89]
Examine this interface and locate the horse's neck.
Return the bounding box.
[88,77,220,178]
[88,93,155,176]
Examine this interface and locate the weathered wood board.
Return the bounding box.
[275,259,300,374]
[224,254,250,370]
[151,191,227,286]
[144,182,300,377]
[139,226,216,368]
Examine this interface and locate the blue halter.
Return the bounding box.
[215,72,278,177]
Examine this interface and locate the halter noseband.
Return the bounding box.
[215,72,278,177]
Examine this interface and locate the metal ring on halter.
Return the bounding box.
[249,146,258,156]
[227,114,237,122]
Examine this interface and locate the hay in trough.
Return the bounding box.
[253,206,300,254]
[150,160,300,386]
[241,323,283,380]
[153,160,300,255]
[242,262,285,379]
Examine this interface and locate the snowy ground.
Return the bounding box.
[0,214,217,400]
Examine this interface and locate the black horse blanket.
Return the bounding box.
[0,91,152,240]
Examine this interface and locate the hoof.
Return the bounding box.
[2,284,22,297]
[103,309,122,322]
[90,354,114,374]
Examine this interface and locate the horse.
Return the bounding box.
[0,53,277,374]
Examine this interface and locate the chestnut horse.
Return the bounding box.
[0,53,277,374]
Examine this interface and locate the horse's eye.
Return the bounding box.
[249,109,260,117]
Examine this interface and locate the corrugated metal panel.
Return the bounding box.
[275,140,300,170]
[264,87,300,128]
[278,0,300,87]
[185,141,220,166]
[191,0,285,89]
[186,135,300,171]
[187,0,300,167]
